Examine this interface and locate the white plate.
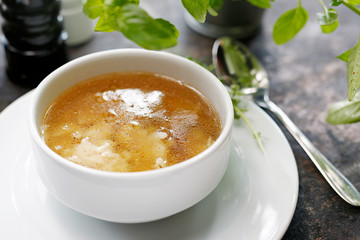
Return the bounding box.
[0,91,298,240]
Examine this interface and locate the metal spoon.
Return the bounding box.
[212,37,360,207]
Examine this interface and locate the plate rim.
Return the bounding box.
[0,91,299,240]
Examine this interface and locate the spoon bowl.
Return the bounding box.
[212,37,268,95]
[212,37,360,207]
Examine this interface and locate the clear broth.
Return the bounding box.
[41,72,221,172]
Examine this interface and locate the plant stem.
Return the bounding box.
[343,1,360,16]
[318,0,330,19]
[234,106,266,154]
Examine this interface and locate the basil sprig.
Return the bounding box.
[83,0,274,49]
[272,0,308,45]
[83,0,179,50]
[326,93,360,124]
[326,34,360,124]
[270,0,360,125]
[317,8,339,34]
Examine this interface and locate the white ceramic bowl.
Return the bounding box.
[28,49,234,223]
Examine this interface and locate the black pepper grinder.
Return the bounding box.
[0,0,68,88]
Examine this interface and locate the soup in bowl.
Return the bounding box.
[28,49,233,223]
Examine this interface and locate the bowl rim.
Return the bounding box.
[28,48,234,180]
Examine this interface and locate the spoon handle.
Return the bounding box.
[263,99,360,206]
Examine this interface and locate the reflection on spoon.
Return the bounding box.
[212,36,360,207]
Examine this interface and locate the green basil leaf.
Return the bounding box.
[94,15,114,32]
[330,0,344,6]
[246,0,272,8]
[182,0,209,23]
[115,4,179,50]
[104,0,139,7]
[273,3,308,45]
[209,0,224,10]
[207,0,224,16]
[337,48,351,62]
[319,20,338,34]
[83,0,105,19]
[207,6,218,16]
[102,2,122,31]
[82,0,139,23]
[347,0,360,5]
[326,92,360,124]
[317,8,339,34]
[347,41,360,100]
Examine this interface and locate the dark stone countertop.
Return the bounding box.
[1,1,359,239]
